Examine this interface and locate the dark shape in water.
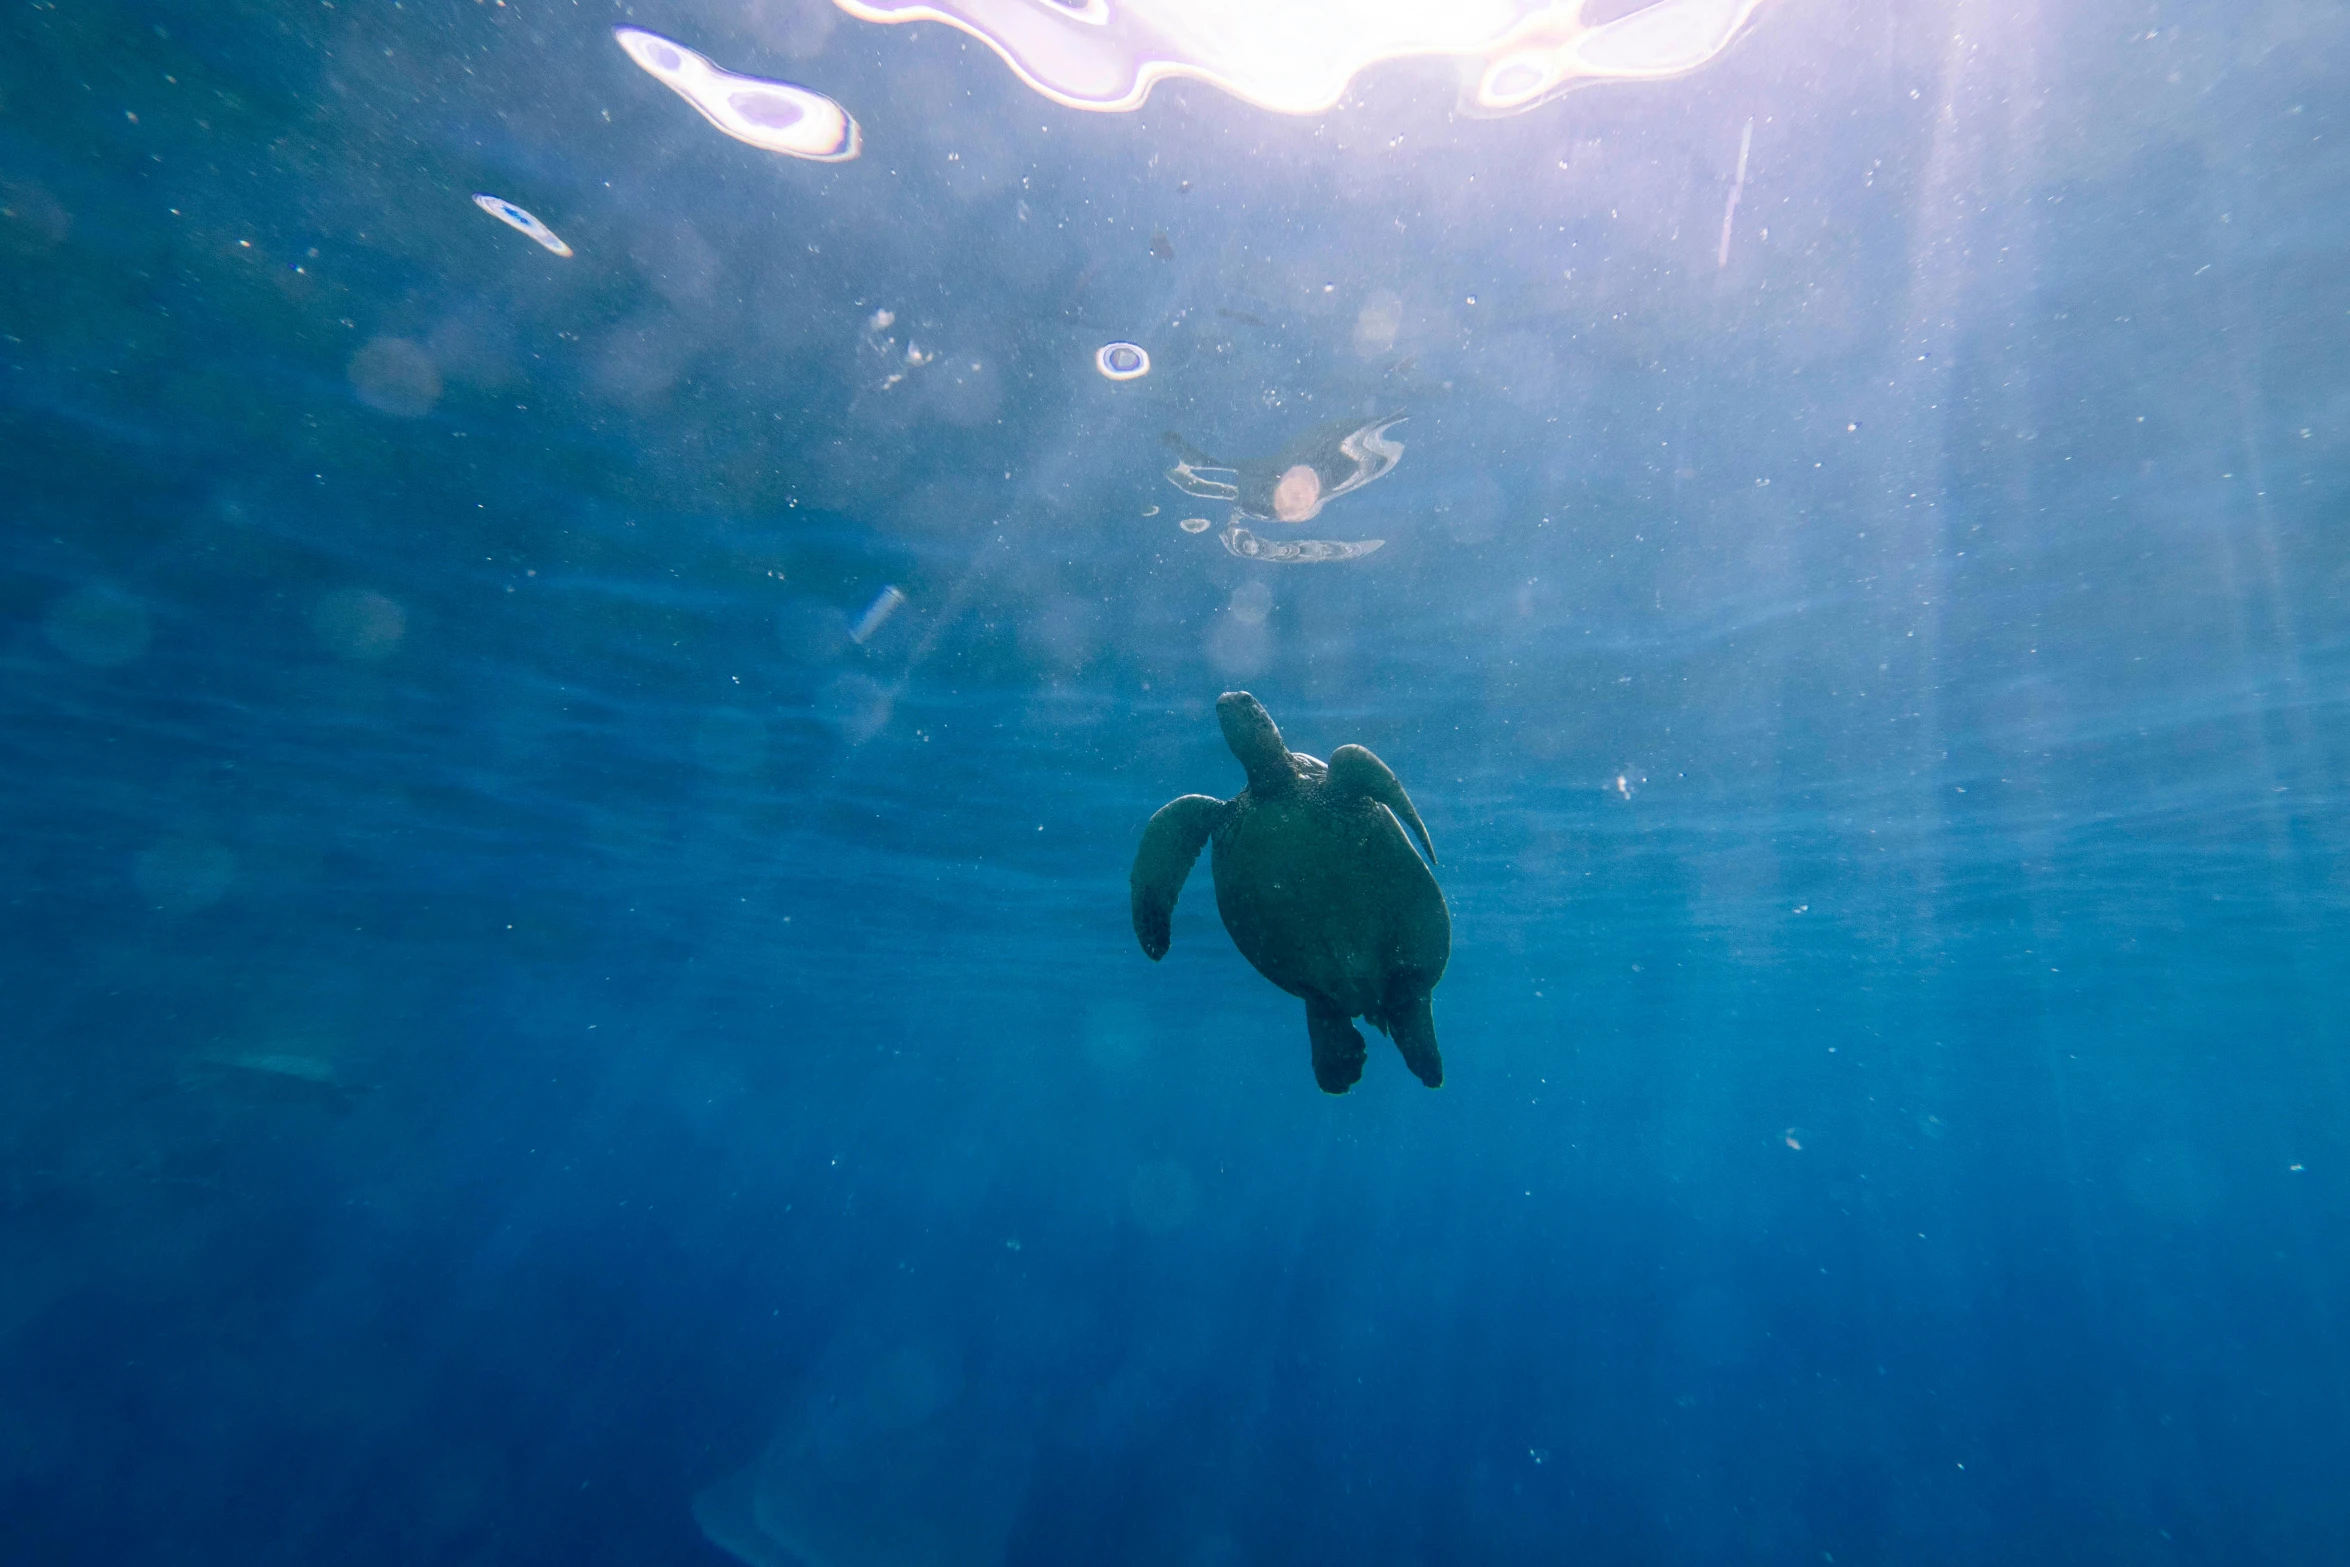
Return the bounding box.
[1215,307,1269,329]
[1130,692,1449,1094]
[1163,414,1404,523]
[1150,230,1173,261]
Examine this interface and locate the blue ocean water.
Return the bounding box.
[4,1,2347,1562]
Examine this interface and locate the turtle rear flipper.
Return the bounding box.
[1130,794,1226,960]
[1385,991,1443,1088]
[1306,1003,1367,1095]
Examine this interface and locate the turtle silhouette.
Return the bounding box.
[1129,692,1450,1093]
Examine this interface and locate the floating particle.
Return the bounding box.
[614,27,860,162]
[1177,516,1211,534]
[1784,1129,1804,1151]
[471,194,573,257]
[1165,414,1404,523]
[849,585,905,644]
[1095,341,1150,380]
[832,0,1767,115]
[1222,526,1382,564]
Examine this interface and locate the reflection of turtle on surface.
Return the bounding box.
[1130,692,1450,1094]
[1164,414,1404,522]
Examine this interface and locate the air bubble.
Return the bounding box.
[1094,340,1150,380]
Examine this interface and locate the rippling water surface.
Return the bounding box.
[3,2,2347,1563]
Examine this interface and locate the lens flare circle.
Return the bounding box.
[1094,341,1150,381]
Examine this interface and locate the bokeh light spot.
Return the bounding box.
[347,337,441,418]
[313,588,407,662]
[45,586,151,668]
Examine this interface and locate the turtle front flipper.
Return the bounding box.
[1305,1003,1367,1095]
[1130,795,1227,960]
[1328,744,1436,866]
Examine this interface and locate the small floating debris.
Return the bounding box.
[614,27,860,162]
[1177,517,1212,534]
[849,585,905,644]
[1149,230,1173,261]
[472,194,573,257]
[1222,526,1382,564]
[1094,341,1150,380]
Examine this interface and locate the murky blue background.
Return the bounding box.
[4,1,2347,1562]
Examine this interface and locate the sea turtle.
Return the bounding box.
[1129,692,1450,1093]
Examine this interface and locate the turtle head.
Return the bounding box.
[1217,691,1296,792]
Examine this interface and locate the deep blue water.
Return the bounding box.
[5,1,2348,1563]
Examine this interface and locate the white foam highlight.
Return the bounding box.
[616,28,860,161]
[831,0,1768,116]
[471,194,573,257]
